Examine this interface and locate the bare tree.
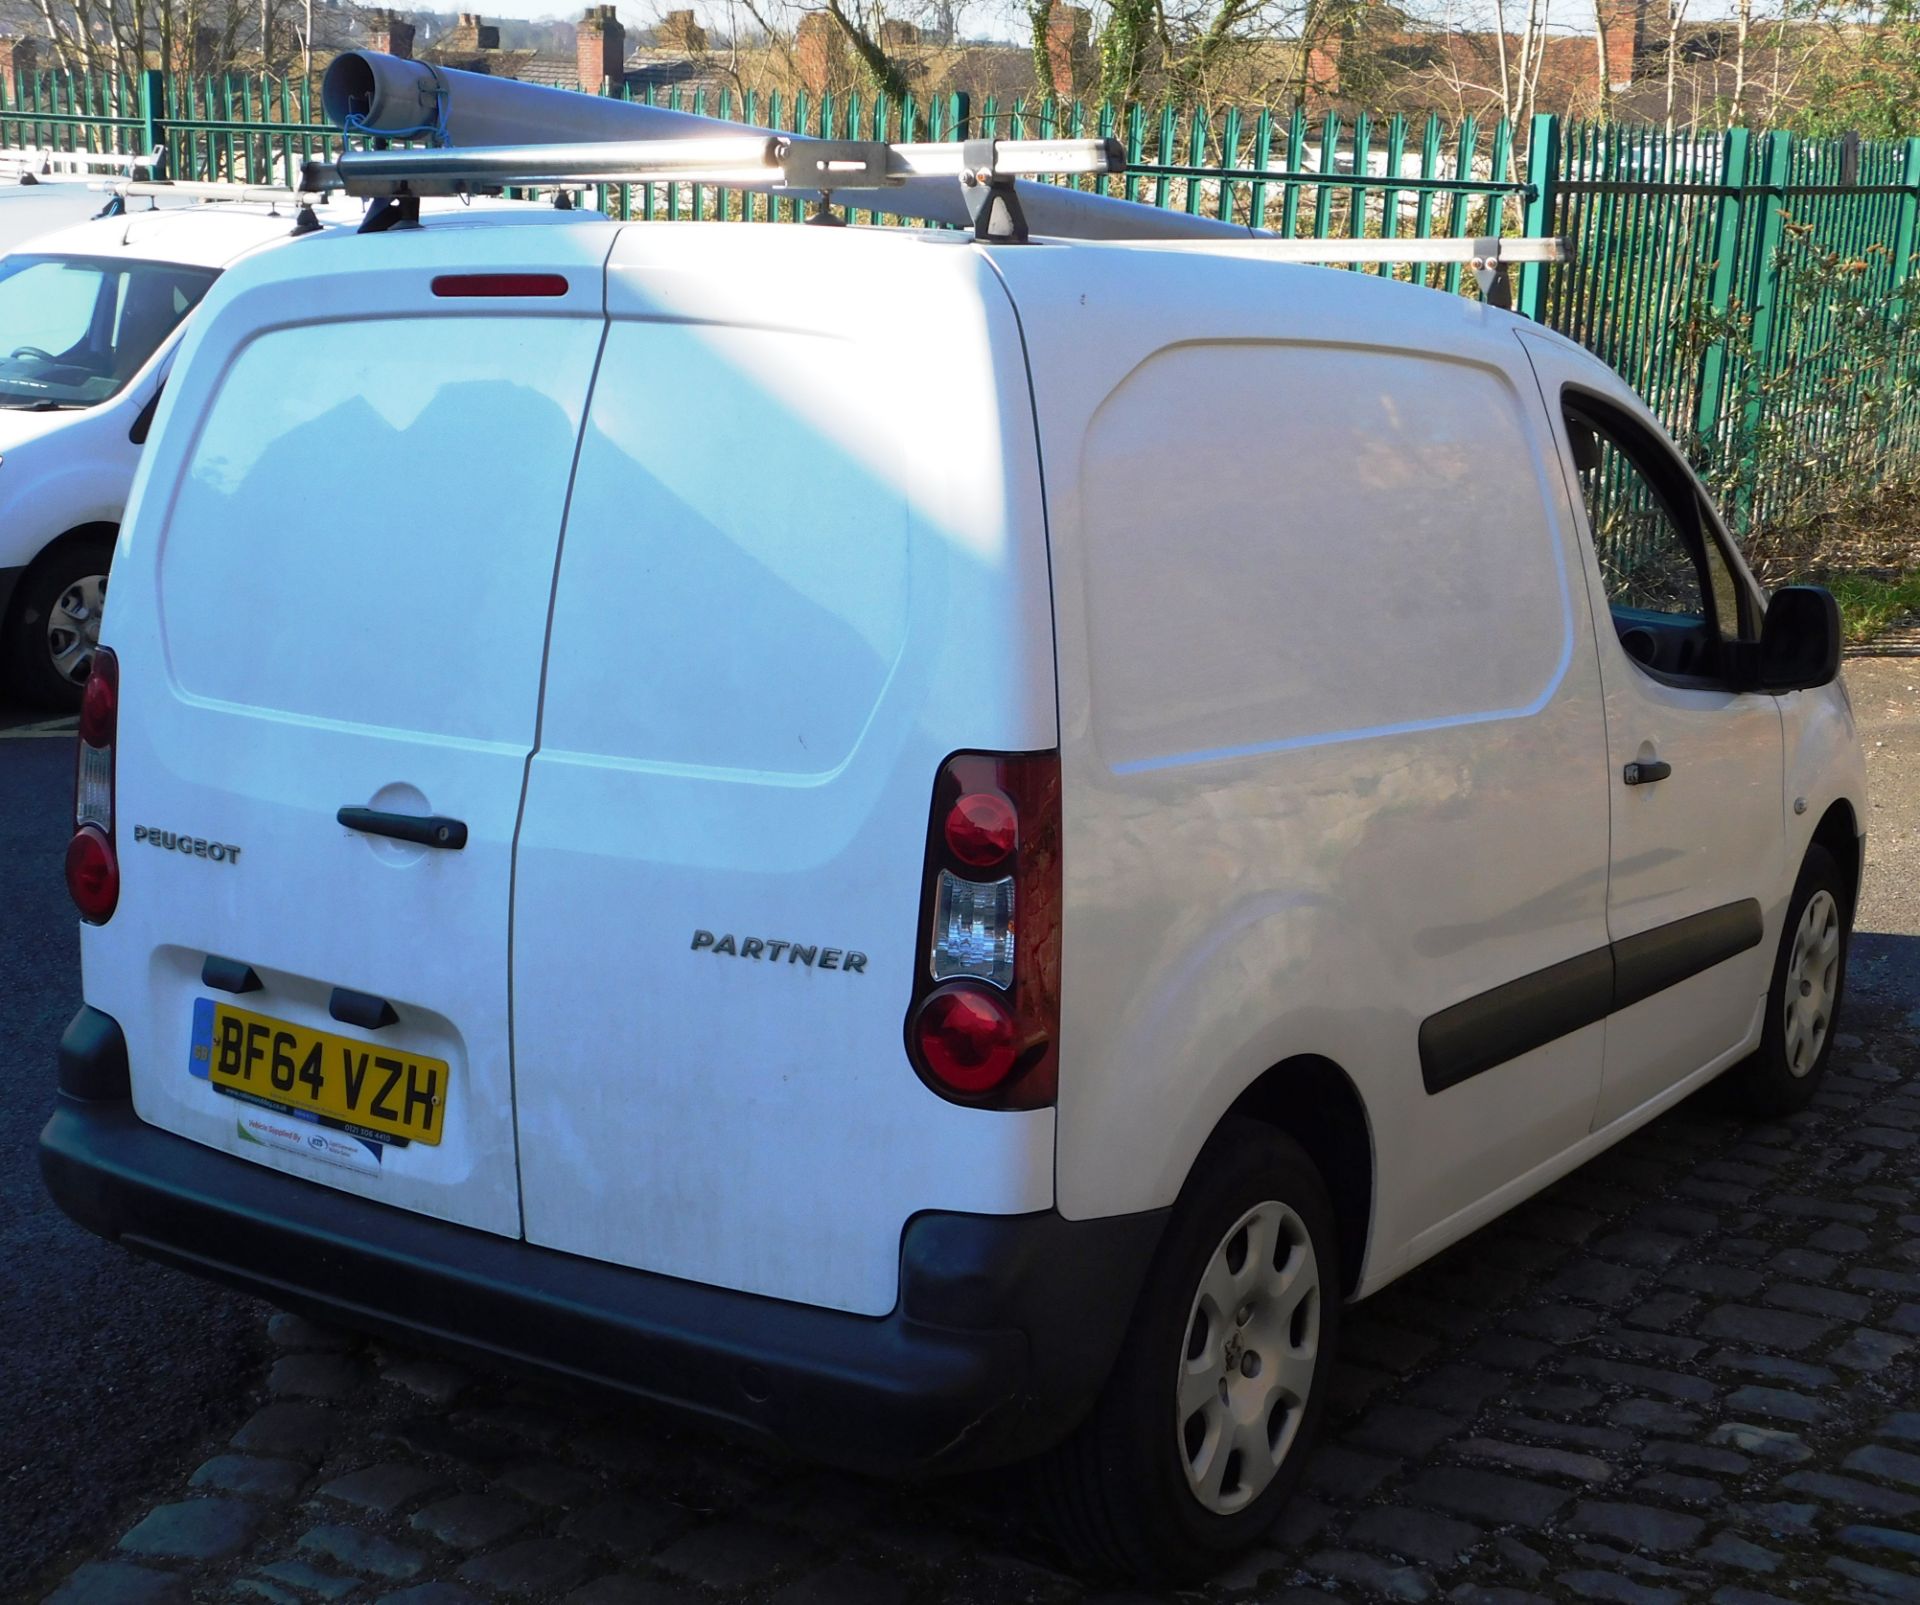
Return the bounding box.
[1731,0,1751,116]
[1591,0,1612,119]
[1662,0,1687,133]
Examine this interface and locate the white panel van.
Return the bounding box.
[41,210,1866,1579]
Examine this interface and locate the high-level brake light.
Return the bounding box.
[430,273,569,298]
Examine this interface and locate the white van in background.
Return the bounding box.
[0,188,589,707]
[41,209,1866,1579]
[0,202,312,706]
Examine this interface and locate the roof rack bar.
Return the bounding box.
[306,135,1125,199]
[1128,234,1573,306]
[1131,236,1572,265]
[1,146,166,182]
[105,178,312,205]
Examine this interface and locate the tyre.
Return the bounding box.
[1733,844,1850,1116]
[1036,1119,1341,1582]
[4,535,113,710]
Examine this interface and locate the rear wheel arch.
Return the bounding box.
[1807,798,1861,922]
[1218,1055,1374,1297]
[21,520,118,572]
[4,522,118,707]
[6,521,119,626]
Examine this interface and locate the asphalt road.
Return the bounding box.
[2,656,1916,1602]
[0,710,270,1600]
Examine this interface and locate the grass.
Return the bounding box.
[1825,571,1920,646]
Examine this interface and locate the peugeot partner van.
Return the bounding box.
[41,212,1865,1578]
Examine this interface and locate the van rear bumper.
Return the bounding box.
[40,1012,1165,1476]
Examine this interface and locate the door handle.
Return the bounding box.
[337,806,468,850]
[1623,759,1672,786]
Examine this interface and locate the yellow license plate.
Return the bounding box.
[195,1000,447,1146]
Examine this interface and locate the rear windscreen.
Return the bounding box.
[157,316,601,743]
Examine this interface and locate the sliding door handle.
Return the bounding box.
[1623,759,1672,786]
[337,806,468,850]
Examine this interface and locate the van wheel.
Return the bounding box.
[1733,844,1850,1116]
[5,535,113,710]
[1036,1120,1340,1582]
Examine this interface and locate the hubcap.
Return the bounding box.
[47,572,107,687]
[1177,1200,1320,1516]
[1783,888,1840,1077]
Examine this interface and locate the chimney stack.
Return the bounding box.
[577,3,624,90]
[1044,2,1090,97]
[0,36,38,83]
[657,9,706,50]
[366,8,415,59]
[1596,0,1645,89]
[795,11,845,95]
[447,13,498,51]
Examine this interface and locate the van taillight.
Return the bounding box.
[907,750,1060,1109]
[68,647,118,923]
[66,828,118,923]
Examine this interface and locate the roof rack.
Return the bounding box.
[83,174,333,233]
[302,134,1126,239]
[292,130,1575,281]
[1,146,166,184]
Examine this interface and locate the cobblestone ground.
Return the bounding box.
[34,970,1920,1605]
[34,664,1920,1605]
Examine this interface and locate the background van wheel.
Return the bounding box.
[5,535,114,710]
[1733,844,1850,1117]
[1035,1119,1341,1582]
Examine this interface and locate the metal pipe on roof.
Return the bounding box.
[320,50,1260,241]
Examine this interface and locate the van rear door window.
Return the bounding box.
[157,316,601,743]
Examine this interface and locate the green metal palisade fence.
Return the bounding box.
[5,68,1920,538]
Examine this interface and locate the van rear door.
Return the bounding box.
[509,228,1059,1317]
[90,232,607,1235]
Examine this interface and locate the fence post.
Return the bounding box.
[1888,137,1920,321]
[1693,123,1750,450]
[1743,130,1793,403]
[1744,131,1793,373]
[139,68,163,165]
[1735,129,1794,529]
[1517,112,1558,322]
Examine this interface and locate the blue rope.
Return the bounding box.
[342,80,449,147]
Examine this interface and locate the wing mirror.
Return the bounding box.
[1757,585,1842,692]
